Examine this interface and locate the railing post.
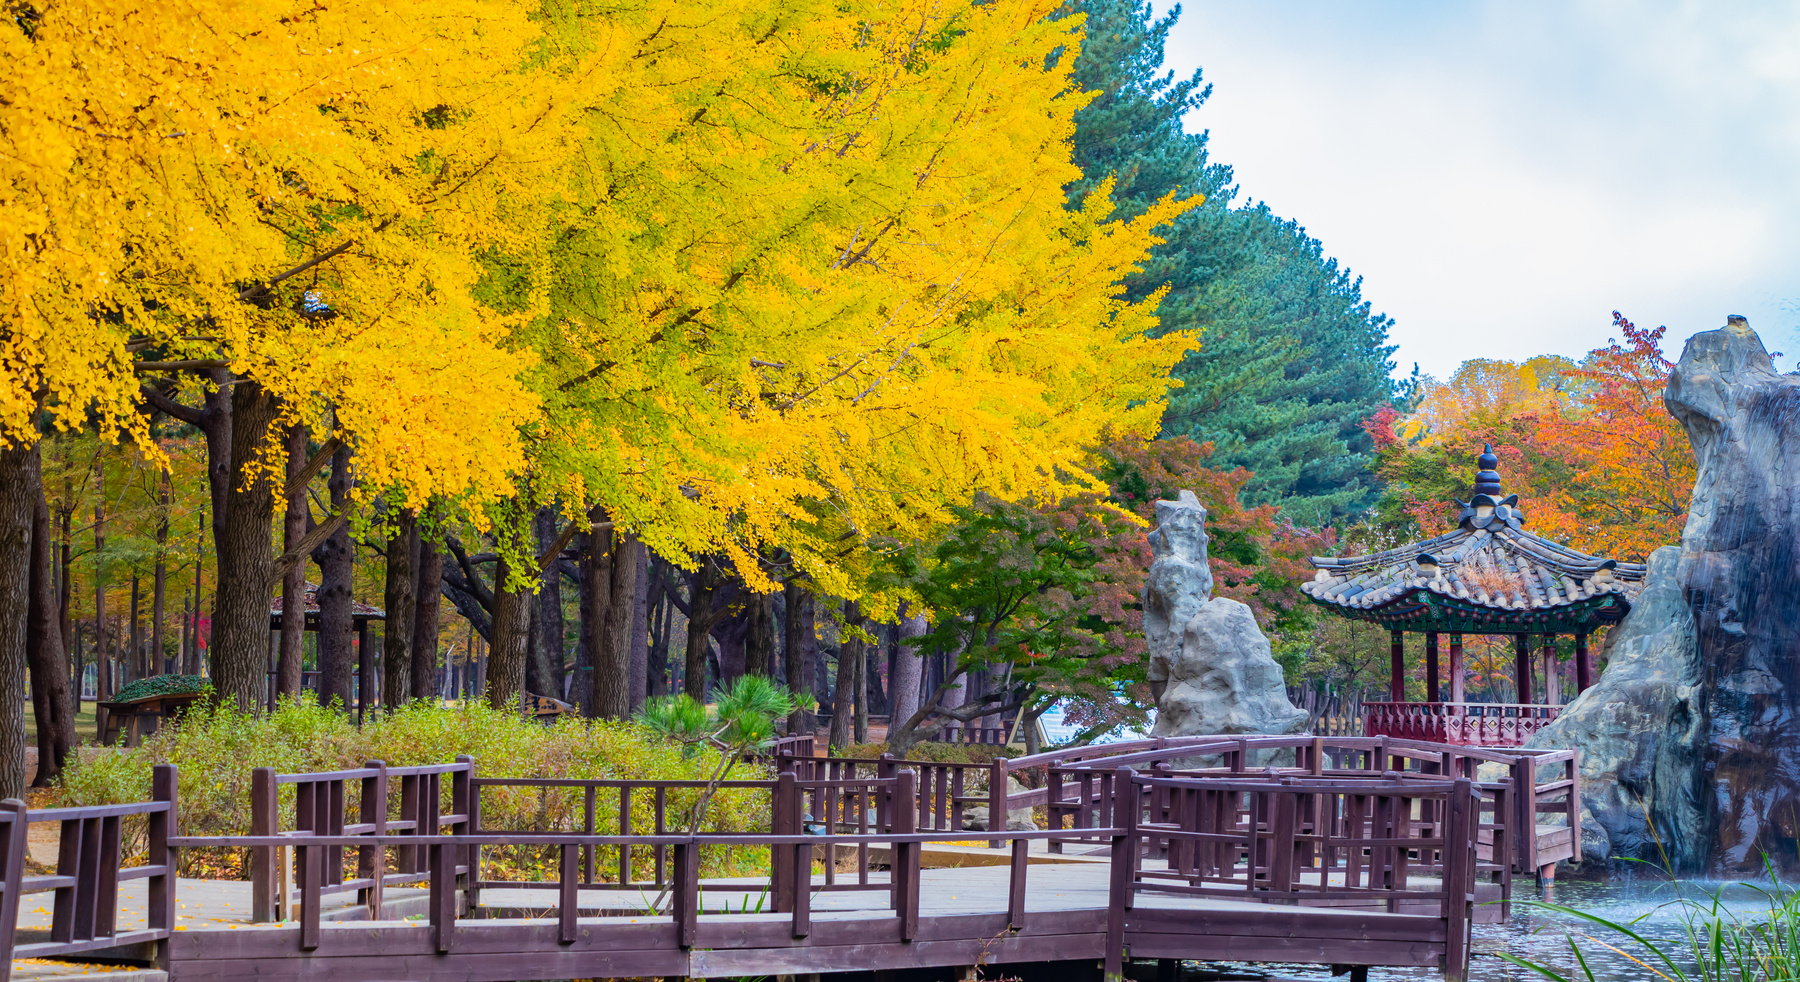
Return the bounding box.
[429,841,455,953]
[1511,755,1538,874]
[893,769,919,941]
[452,754,476,913]
[772,770,797,913]
[1046,761,1065,854]
[1566,750,1583,865]
[986,757,1009,849]
[558,842,579,944]
[298,842,321,951]
[1007,836,1029,931]
[358,759,387,918]
[149,764,177,964]
[1443,778,1475,982]
[249,766,277,923]
[0,799,27,980]
[1104,767,1138,982]
[672,840,699,949]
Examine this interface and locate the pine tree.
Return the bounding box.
[1062,0,1398,526]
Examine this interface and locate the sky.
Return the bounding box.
[1155,0,1800,379]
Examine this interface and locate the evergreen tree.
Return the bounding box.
[1062,0,1398,526]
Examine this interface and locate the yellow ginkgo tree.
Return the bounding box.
[508,0,1197,707]
[2,0,596,716]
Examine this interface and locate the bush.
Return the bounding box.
[55,698,770,879]
[836,741,1021,766]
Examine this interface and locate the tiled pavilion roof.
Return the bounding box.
[269,584,385,622]
[1301,446,1648,634]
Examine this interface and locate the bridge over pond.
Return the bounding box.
[0,736,1579,982]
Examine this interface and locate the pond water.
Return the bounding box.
[1191,873,1794,982]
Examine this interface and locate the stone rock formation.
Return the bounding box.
[1532,316,1800,872]
[1144,490,1305,738]
[1524,547,1706,866]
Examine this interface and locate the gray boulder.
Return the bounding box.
[1151,596,1307,739]
[1143,489,1304,740]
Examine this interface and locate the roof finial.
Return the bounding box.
[1473,443,1503,498]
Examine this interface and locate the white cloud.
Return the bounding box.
[1156,0,1800,375]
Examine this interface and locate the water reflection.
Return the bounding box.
[1191,874,1789,982]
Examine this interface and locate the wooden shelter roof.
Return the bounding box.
[1302,446,1647,634]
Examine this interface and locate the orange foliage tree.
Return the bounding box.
[1367,312,1692,561]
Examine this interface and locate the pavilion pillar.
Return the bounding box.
[1389,630,1405,702]
[1513,633,1533,704]
[1424,631,1441,703]
[357,621,373,725]
[1541,637,1560,706]
[1574,631,1592,692]
[1448,634,1466,703]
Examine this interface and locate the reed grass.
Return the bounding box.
[1501,864,1800,982]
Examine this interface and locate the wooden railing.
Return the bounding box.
[0,739,1545,980]
[1362,700,1561,747]
[155,766,1476,982]
[1120,770,1478,980]
[771,751,1014,841]
[248,757,475,923]
[935,722,1015,745]
[1021,734,1577,878]
[0,766,177,982]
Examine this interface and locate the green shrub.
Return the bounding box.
[836,741,1020,766]
[55,698,770,879]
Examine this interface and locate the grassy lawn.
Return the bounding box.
[24,701,101,751]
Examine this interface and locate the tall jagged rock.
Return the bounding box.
[1664,316,1800,872]
[1534,316,1800,872]
[1144,490,1304,737]
[1524,547,1706,866]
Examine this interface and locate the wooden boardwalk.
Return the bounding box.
[0,735,1582,982]
[159,860,1465,981]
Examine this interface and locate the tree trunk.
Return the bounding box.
[584,520,622,717]
[412,535,442,701]
[152,473,169,675]
[627,544,649,713]
[828,601,859,748]
[889,613,926,734]
[648,579,671,699]
[206,380,281,712]
[485,557,529,710]
[864,626,886,716]
[128,575,142,684]
[187,504,203,676]
[576,528,602,716]
[92,461,108,703]
[683,563,719,701]
[594,529,642,719]
[852,617,869,743]
[277,424,308,701]
[746,592,775,677]
[315,444,355,711]
[381,508,418,708]
[57,491,73,691]
[528,508,563,700]
[27,448,74,786]
[0,444,36,797]
[783,582,817,733]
